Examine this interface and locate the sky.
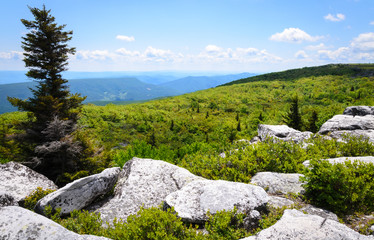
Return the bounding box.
[0,0,374,73]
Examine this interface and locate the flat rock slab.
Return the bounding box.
[0,206,110,240]
[303,156,374,168]
[96,158,203,224]
[165,179,269,224]
[250,172,305,195]
[0,162,57,204]
[35,167,120,216]
[343,106,374,116]
[318,115,374,134]
[242,209,373,240]
[258,124,312,143]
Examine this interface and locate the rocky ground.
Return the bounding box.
[1,106,374,239]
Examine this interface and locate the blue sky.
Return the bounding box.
[1,0,374,73]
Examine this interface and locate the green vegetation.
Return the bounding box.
[2,63,374,236]
[222,63,374,86]
[23,187,56,211]
[303,159,374,217]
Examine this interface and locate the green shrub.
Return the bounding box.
[23,187,55,211]
[106,207,202,240]
[60,210,106,236]
[205,208,248,240]
[302,159,374,216]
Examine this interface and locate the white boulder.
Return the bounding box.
[242,209,373,240]
[96,158,203,224]
[0,162,57,204]
[0,206,109,240]
[35,167,120,216]
[250,172,305,195]
[164,179,269,223]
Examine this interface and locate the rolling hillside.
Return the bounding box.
[221,64,374,86]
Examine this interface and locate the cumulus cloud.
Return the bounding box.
[0,51,23,60]
[350,32,374,52]
[269,28,322,43]
[198,45,281,63]
[116,35,135,42]
[318,47,350,60]
[324,13,345,22]
[76,50,114,61]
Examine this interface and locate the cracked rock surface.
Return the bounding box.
[96,157,202,224]
[35,167,120,216]
[242,209,374,240]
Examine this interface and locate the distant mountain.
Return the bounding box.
[0,71,29,84]
[0,78,180,114]
[160,73,256,94]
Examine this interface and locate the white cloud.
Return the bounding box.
[318,47,350,60]
[351,32,374,52]
[116,35,135,42]
[295,50,308,59]
[269,28,322,43]
[116,48,140,57]
[324,13,345,22]
[205,45,223,53]
[305,43,328,51]
[198,45,281,64]
[0,51,23,60]
[76,50,115,61]
[370,21,374,25]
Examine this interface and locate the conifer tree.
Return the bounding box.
[283,95,302,130]
[7,5,86,181]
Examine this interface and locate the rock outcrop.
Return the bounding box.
[35,167,120,216]
[242,209,373,240]
[258,124,312,143]
[0,206,110,240]
[164,179,269,224]
[96,157,203,224]
[343,106,374,116]
[303,156,374,168]
[0,162,57,205]
[250,172,305,195]
[319,115,374,134]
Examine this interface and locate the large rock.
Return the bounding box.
[258,124,312,143]
[299,204,338,221]
[318,115,374,134]
[35,167,120,216]
[267,196,294,209]
[164,179,269,224]
[343,106,374,116]
[303,156,374,168]
[327,130,374,143]
[250,172,305,195]
[96,158,203,224]
[0,162,57,204]
[242,209,373,240]
[0,206,110,240]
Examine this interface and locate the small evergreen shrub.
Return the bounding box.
[106,207,201,240]
[205,208,248,240]
[23,187,55,211]
[302,159,374,216]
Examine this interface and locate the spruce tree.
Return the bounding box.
[7,5,86,181]
[283,95,302,130]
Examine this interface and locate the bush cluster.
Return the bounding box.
[303,159,374,216]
